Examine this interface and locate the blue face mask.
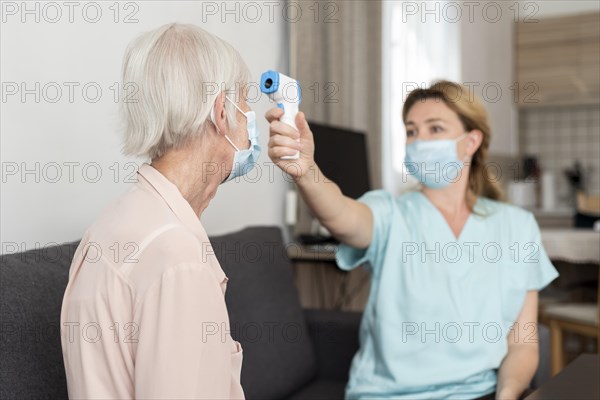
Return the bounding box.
[212,96,261,183]
[404,134,468,189]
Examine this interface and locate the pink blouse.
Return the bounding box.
[60,163,244,399]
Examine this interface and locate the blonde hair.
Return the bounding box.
[402,80,504,207]
[120,23,250,159]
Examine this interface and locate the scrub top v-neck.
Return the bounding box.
[336,189,559,400]
[416,191,475,242]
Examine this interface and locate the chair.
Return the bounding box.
[544,269,600,375]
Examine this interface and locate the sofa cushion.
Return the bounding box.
[211,226,317,399]
[303,309,361,381]
[0,241,78,399]
[287,379,346,400]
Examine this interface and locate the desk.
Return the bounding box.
[525,354,599,400]
[286,243,337,262]
[286,243,369,311]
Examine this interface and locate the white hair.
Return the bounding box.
[120,23,250,159]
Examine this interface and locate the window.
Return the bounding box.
[382,0,461,193]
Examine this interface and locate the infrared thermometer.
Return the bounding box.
[260,70,302,160]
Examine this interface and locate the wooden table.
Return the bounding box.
[525,354,599,399]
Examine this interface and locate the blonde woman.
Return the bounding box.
[266,81,558,400]
[60,24,258,399]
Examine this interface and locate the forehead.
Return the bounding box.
[405,98,459,124]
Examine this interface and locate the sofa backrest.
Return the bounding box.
[1,241,78,399]
[0,227,316,399]
[211,226,317,399]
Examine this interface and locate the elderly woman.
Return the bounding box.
[266,81,558,400]
[60,23,257,399]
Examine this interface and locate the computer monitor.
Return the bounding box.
[309,121,371,199]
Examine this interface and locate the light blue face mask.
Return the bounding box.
[211,96,261,183]
[404,134,468,189]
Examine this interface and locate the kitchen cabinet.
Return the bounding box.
[516,12,600,107]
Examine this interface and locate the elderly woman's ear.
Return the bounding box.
[211,92,228,134]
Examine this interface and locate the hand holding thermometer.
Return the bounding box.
[260,70,302,159]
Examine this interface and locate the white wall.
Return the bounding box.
[460,1,518,156]
[1,1,291,253]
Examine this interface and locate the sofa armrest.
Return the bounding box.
[531,323,551,389]
[303,308,362,382]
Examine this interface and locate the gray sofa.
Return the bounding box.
[0,226,550,399]
[0,227,359,399]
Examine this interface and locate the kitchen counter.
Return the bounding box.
[541,228,600,263]
[528,207,575,218]
[529,207,576,229]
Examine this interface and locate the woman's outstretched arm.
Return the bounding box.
[266,108,372,249]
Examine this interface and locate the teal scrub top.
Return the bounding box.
[336,190,559,400]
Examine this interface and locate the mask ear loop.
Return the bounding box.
[225,95,246,115]
[224,135,240,151]
[225,95,252,149]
